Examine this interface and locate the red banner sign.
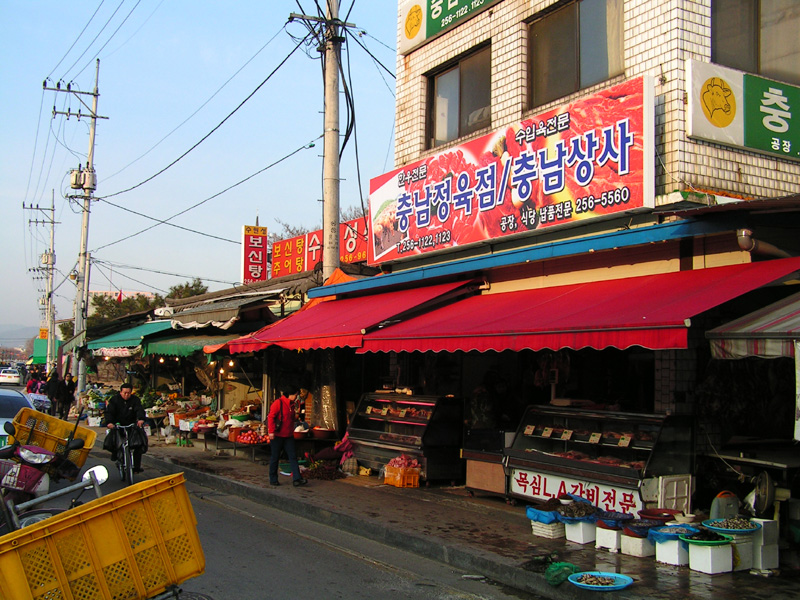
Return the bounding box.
[368,77,654,265]
[270,219,368,278]
[242,226,269,284]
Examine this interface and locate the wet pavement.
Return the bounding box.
[89,426,800,599]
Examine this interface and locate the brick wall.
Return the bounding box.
[395,0,800,200]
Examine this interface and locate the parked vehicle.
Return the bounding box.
[0,369,20,386]
[0,390,33,441]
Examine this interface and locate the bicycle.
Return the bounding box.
[112,423,143,485]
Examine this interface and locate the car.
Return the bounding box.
[0,369,21,386]
[0,388,34,444]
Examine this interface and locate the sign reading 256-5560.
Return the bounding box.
[399,0,502,55]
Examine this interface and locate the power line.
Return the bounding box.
[47,0,106,80]
[59,0,125,81]
[101,29,313,200]
[94,259,238,287]
[72,0,143,80]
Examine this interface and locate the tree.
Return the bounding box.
[86,293,165,329]
[166,278,208,299]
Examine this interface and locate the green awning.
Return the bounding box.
[29,338,64,364]
[142,334,241,357]
[87,321,173,350]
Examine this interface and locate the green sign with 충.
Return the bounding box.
[744,74,800,161]
[398,0,501,55]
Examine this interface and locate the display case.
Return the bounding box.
[506,405,693,512]
[462,429,515,498]
[348,392,464,481]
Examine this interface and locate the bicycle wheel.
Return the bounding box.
[117,453,126,481]
[125,446,135,485]
[0,508,66,535]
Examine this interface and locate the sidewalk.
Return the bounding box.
[91,426,800,599]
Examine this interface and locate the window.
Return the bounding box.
[429,46,491,148]
[712,0,800,86]
[529,0,623,108]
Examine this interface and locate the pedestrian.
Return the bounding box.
[64,375,77,418]
[26,374,39,394]
[102,383,147,473]
[45,370,59,416]
[267,382,307,487]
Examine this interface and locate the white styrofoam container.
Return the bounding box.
[621,534,655,557]
[732,539,753,572]
[595,527,621,552]
[530,521,565,539]
[565,521,596,544]
[752,544,779,570]
[688,543,732,574]
[655,538,689,566]
[751,519,778,546]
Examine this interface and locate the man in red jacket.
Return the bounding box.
[267,382,308,487]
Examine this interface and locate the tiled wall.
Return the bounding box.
[394,0,800,201]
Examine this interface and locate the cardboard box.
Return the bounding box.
[688,543,732,574]
[530,521,565,539]
[564,521,596,544]
[621,534,655,557]
[732,539,753,571]
[751,519,778,546]
[595,527,621,552]
[752,544,779,570]
[655,538,689,566]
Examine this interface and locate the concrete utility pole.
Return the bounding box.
[45,59,107,392]
[23,194,58,373]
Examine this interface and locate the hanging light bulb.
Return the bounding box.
[159,357,164,364]
[228,360,234,367]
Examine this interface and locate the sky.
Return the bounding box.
[0,1,397,343]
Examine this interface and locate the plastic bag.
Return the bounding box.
[527,505,559,524]
[544,562,579,586]
[648,524,699,544]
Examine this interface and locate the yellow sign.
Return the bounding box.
[700,76,736,128]
[405,4,422,39]
[39,328,48,339]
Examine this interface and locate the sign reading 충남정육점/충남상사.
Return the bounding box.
[367,76,655,266]
[398,0,503,55]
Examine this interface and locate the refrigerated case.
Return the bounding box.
[348,392,464,481]
[505,405,694,513]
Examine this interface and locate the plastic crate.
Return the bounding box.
[384,465,420,488]
[0,473,204,600]
[11,408,96,477]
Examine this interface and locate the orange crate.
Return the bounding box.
[384,465,420,488]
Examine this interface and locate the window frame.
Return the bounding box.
[427,44,492,149]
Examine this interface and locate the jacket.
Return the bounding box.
[267,395,294,437]
[103,392,146,427]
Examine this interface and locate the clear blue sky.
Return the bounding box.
[0,1,397,338]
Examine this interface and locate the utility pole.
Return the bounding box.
[23,194,58,374]
[45,59,107,392]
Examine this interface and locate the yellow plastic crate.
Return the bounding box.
[11,408,96,475]
[0,473,204,600]
[384,465,420,488]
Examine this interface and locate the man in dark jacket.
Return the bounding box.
[103,383,147,472]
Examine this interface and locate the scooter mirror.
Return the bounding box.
[66,438,85,451]
[3,421,15,436]
[82,465,108,486]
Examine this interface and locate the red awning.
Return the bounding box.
[228,280,475,353]
[358,257,800,354]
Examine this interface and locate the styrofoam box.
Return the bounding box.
[621,534,655,557]
[751,519,778,546]
[752,544,779,570]
[531,521,565,539]
[688,543,732,574]
[732,539,753,572]
[655,538,689,566]
[565,521,596,544]
[595,527,621,552]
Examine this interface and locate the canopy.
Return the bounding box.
[143,333,242,358]
[87,321,173,351]
[228,280,475,353]
[707,289,800,359]
[29,338,63,364]
[357,258,800,354]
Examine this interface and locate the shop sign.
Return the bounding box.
[241,225,269,284]
[270,218,368,278]
[39,328,48,339]
[398,0,502,55]
[509,468,643,514]
[687,59,800,162]
[368,76,654,265]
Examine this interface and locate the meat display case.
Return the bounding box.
[347,392,464,481]
[505,405,694,513]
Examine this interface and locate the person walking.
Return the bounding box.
[267,383,307,487]
[44,370,59,416]
[102,383,147,473]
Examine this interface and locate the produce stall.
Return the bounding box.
[347,392,464,481]
[506,405,694,513]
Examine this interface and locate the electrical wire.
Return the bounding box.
[59,0,126,82]
[101,29,313,200]
[93,136,321,251]
[47,0,106,80]
[347,29,395,80]
[72,0,143,81]
[94,259,238,287]
[92,261,169,294]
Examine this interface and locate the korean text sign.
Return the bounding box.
[242,226,268,284]
[270,219,368,278]
[399,0,503,55]
[368,77,655,265]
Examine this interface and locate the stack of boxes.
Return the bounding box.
[751,518,779,571]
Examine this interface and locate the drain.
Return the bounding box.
[180,594,215,600]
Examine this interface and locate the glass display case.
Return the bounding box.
[347,392,464,481]
[505,405,693,511]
